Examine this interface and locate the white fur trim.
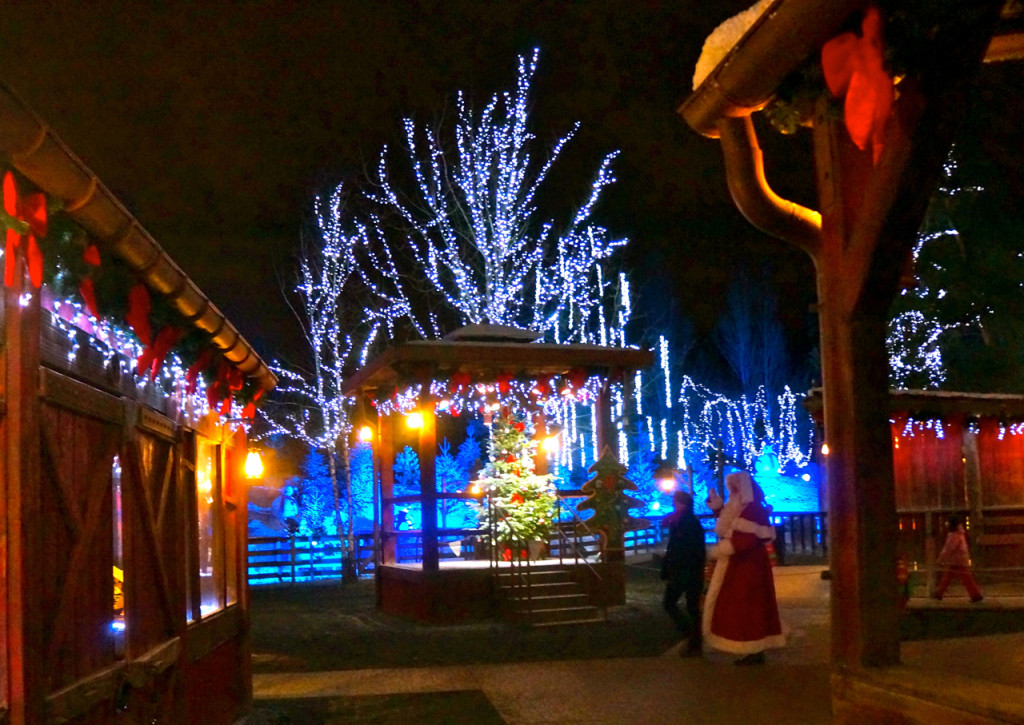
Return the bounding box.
[732,517,776,541]
[704,630,788,655]
[711,540,735,559]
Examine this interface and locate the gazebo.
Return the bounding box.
[341,327,653,623]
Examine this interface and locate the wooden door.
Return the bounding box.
[38,374,187,724]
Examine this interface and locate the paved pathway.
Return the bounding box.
[249,566,1023,724]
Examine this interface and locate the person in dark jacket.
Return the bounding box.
[661,490,707,656]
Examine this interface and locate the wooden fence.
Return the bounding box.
[247,511,830,586]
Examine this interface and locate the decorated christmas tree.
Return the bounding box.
[475,410,557,549]
[578,447,647,551]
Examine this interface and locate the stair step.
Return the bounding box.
[507,594,590,609]
[532,616,606,628]
[524,605,603,625]
[500,582,580,595]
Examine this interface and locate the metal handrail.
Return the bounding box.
[487,491,535,623]
[555,496,602,582]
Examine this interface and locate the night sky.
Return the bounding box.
[0,2,891,370]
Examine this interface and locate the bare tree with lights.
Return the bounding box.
[264,197,399,567]
[360,48,630,345]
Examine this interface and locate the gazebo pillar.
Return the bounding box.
[378,409,396,566]
[533,409,548,476]
[595,379,618,460]
[418,398,439,571]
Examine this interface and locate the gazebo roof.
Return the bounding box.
[341,339,654,395]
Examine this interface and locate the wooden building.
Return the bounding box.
[679,1,1021,721]
[0,82,275,724]
[808,389,1024,575]
[341,332,652,623]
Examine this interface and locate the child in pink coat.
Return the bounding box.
[934,515,983,602]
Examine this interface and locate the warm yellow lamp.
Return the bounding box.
[244,450,264,478]
[357,425,374,442]
[541,434,560,454]
[405,411,424,429]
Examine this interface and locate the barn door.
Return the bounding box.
[117,407,187,724]
[36,371,126,724]
[38,375,186,725]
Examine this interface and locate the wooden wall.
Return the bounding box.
[1,288,252,725]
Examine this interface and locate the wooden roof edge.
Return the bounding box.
[341,340,655,395]
[0,80,276,391]
[803,387,1024,417]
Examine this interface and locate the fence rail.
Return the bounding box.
[247,511,830,585]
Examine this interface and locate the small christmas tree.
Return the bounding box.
[578,447,647,551]
[475,411,557,551]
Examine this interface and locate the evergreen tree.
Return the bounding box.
[888,147,1024,391]
[475,411,557,548]
[578,448,647,551]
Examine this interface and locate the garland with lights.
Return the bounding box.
[0,167,266,419]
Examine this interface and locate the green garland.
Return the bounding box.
[3,167,266,408]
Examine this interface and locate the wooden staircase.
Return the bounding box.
[496,566,605,627]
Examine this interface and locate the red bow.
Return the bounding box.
[3,172,47,288]
[186,348,215,395]
[136,326,184,379]
[821,6,893,164]
[510,492,524,505]
[79,244,102,318]
[126,283,152,346]
[451,370,471,392]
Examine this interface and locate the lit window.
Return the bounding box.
[195,437,224,618]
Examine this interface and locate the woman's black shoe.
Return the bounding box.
[735,652,766,665]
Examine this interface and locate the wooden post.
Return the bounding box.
[419,398,439,571]
[813,111,902,669]
[962,423,984,563]
[4,278,44,725]
[533,409,547,476]
[595,379,616,460]
[378,410,396,566]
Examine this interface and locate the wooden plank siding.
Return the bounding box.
[1,289,253,724]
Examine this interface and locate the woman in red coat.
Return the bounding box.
[703,471,786,664]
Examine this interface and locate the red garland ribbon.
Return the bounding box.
[79,277,100,319]
[450,370,471,393]
[136,325,184,379]
[207,360,231,410]
[821,6,893,165]
[126,283,152,346]
[186,348,215,395]
[3,171,47,288]
[79,244,102,318]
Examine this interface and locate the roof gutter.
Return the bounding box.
[0,82,276,391]
[677,0,868,252]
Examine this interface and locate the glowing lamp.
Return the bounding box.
[244,450,264,478]
[651,501,661,511]
[541,435,560,454]
[821,443,830,456]
[357,425,374,442]
[406,412,424,429]
[658,477,675,493]
[469,483,481,495]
